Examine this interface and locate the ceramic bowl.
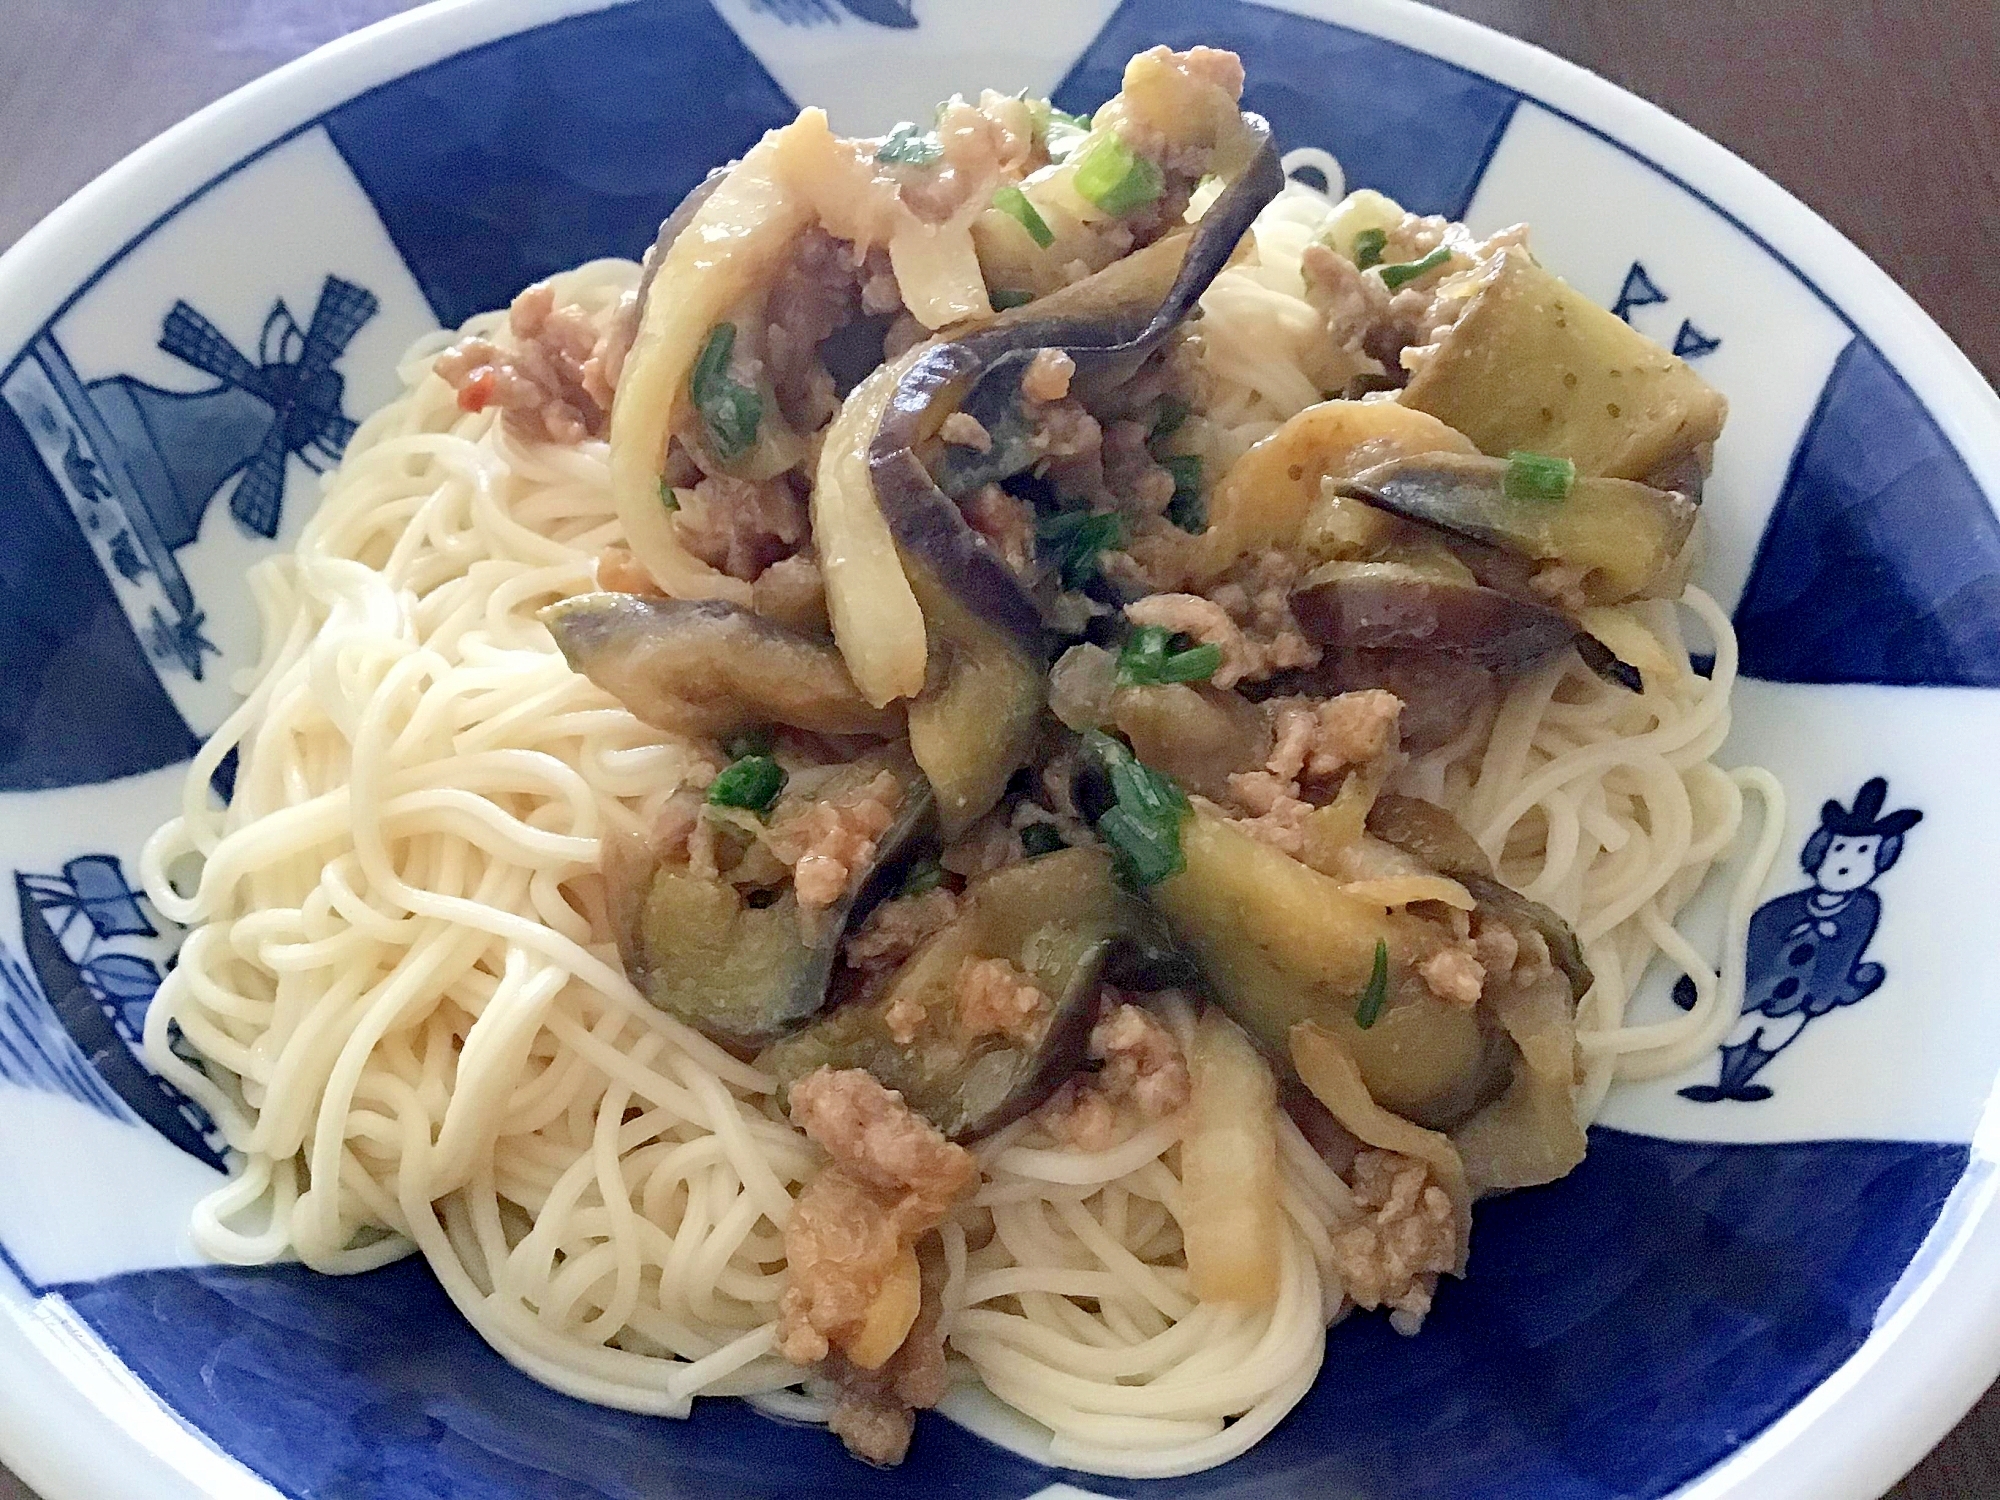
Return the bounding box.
[2,2,1998,1497]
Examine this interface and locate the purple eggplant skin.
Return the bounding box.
[758,847,1188,1141]
[867,115,1284,650]
[626,166,731,337]
[606,770,938,1053]
[1290,561,1580,674]
[541,591,901,739]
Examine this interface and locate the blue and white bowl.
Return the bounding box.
[3,2,1999,1497]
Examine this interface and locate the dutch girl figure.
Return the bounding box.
[1679,777,1921,1104]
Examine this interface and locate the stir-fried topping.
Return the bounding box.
[505,44,1730,1460]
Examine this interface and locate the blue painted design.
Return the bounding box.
[14,858,224,1167]
[1054,0,1520,220]
[319,1,801,330]
[47,1129,1963,1500]
[0,946,132,1120]
[1735,337,2000,686]
[1677,778,1921,1103]
[1,279,375,684]
[0,395,197,790]
[1673,318,1722,359]
[751,0,918,26]
[1612,260,1669,323]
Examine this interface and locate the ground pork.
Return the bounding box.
[1091,1002,1191,1118]
[435,280,631,444]
[1472,909,1555,991]
[672,472,809,582]
[779,1069,976,1371]
[1329,1147,1457,1332]
[769,770,902,911]
[1419,947,1485,1008]
[890,92,1039,224]
[814,1239,952,1466]
[939,411,992,452]
[1021,348,1076,404]
[1125,553,1322,692]
[962,484,1036,574]
[955,957,1052,1046]
[1299,241,1395,395]
[845,888,962,975]
[764,229,901,431]
[1040,997,1191,1149]
[1207,550,1322,679]
[1305,689,1403,777]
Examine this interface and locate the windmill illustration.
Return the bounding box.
[4,274,378,680]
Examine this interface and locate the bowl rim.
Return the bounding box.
[1,1,1997,1497]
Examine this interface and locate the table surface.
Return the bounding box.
[1,2,1995,1497]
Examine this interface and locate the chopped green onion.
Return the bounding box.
[1354,938,1391,1029]
[876,121,943,166]
[659,477,680,511]
[1019,823,1065,857]
[1504,449,1578,502]
[1352,227,1388,270]
[1035,509,1125,590]
[1378,246,1453,291]
[990,288,1036,310]
[707,755,786,814]
[1116,624,1221,687]
[689,323,763,462]
[1156,641,1221,683]
[1072,135,1164,216]
[992,184,1055,248]
[898,856,944,896]
[1149,396,1190,442]
[1083,731,1189,887]
[1161,454,1205,532]
[723,726,774,760]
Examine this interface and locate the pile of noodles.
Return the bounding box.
[140,157,1780,1477]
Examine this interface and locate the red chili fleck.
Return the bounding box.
[457,368,495,412]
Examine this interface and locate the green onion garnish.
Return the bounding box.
[723,726,774,761]
[689,324,763,462]
[659,477,679,511]
[992,185,1055,248]
[990,288,1036,310]
[1116,624,1221,687]
[1149,396,1190,443]
[876,121,943,166]
[1354,938,1391,1029]
[1084,731,1189,887]
[1352,227,1388,270]
[898,855,944,896]
[707,755,786,814]
[1019,823,1065,857]
[1503,449,1578,503]
[1035,509,1125,590]
[1161,453,1205,533]
[1377,246,1453,290]
[1072,135,1164,216]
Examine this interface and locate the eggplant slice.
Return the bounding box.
[1290,560,1581,675]
[867,112,1284,652]
[542,592,901,739]
[1336,452,1699,607]
[609,766,938,1051]
[761,847,1191,1140]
